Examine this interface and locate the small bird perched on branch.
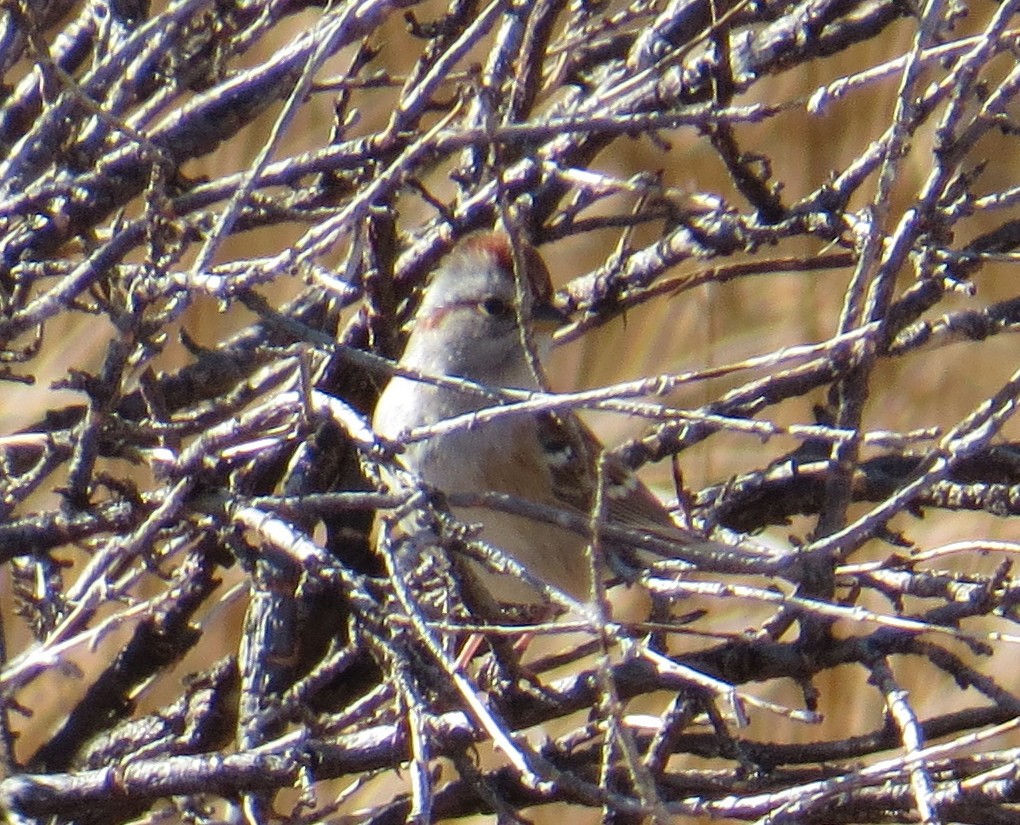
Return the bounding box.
[372,231,717,615]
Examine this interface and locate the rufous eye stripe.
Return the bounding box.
[420,298,516,329]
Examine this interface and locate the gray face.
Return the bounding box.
[404,247,538,386]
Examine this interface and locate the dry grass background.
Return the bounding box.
[3,0,1020,822]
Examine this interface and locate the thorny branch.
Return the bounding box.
[2,0,1020,823]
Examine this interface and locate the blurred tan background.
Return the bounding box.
[4,1,1020,821]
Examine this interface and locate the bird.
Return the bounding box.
[371,231,712,616]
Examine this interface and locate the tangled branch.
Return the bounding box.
[3,0,1020,822]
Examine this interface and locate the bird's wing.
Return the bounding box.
[535,411,702,541]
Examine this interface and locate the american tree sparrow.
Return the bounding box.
[373,232,710,612]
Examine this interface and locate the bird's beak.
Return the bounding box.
[532,300,568,334]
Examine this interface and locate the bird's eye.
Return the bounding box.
[480,297,514,318]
